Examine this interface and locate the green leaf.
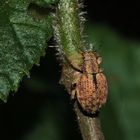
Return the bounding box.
[0,0,56,102]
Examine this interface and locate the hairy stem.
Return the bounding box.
[54,0,83,69]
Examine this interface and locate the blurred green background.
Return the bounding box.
[0,1,140,140]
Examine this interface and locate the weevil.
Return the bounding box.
[71,51,108,114]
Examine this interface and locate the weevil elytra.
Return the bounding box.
[71,51,108,114]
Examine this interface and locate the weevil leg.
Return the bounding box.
[70,83,76,99]
[97,57,102,64]
[99,68,104,73]
[71,90,76,99]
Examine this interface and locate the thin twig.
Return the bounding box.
[74,102,105,140]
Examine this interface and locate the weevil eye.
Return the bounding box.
[71,83,76,90]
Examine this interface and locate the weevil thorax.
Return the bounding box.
[82,52,100,74]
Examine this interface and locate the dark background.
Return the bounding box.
[0,1,140,140]
[86,0,140,39]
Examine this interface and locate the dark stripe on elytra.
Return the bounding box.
[93,74,98,90]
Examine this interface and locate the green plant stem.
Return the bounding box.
[54,0,83,69]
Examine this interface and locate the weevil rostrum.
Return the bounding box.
[61,51,108,114]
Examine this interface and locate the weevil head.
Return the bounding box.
[82,51,101,74]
